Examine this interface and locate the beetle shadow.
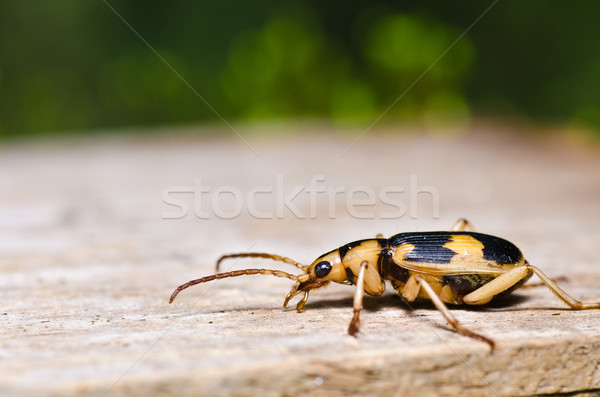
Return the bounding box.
[302,292,532,313]
[301,293,542,339]
[191,289,566,317]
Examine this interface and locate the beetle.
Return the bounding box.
[169,219,600,348]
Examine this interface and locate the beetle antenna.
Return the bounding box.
[169,268,303,304]
[216,252,308,272]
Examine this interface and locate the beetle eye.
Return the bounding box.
[314,261,332,278]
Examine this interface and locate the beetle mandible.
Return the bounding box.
[169,219,600,348]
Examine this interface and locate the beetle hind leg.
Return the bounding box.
[519,275,568,289]
[463,266,533,305]
[462,264,600,310]
[415,276,495,349]
[527,265,600,309]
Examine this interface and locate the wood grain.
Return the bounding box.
[2,125,600,396]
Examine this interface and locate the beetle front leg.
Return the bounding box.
[348,261,368,336]
[295,291,310,311]
[415,276,495,349]
[452,218,475,232]
[283,287,310,312]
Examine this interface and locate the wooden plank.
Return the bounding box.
[2,126,600,396]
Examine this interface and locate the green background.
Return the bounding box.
[1,1,599,138]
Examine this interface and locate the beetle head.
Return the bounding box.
[283,249,349,311]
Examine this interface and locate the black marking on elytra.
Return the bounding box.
[443,274,497,295]
[477,233,523,264]
[389,232,455,263]
[389,231,524,265]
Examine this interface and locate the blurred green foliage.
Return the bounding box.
[0,1,599,138]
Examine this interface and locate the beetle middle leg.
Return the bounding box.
[415,275,495,349]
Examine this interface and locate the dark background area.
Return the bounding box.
[1,1,599,138]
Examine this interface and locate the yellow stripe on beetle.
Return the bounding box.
[443,234,485,259]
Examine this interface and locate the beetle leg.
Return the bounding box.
[402,275,421,302]
[464,264,600,310]
[415,275,495,349]
[295,291,310,312]
[452,218,475,232]
[283,286,302,309]
[376,233,384,238]
[463,266,532,305]
[527,265,600,309]
[348,261,368,336]
[519,275,568,289]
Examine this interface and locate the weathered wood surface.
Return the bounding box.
[2,124,600,396]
